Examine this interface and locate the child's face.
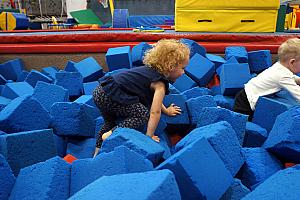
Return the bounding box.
[167,58,189,82]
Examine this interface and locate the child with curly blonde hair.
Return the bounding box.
[93,39,190,157]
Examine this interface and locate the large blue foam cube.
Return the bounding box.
[248,50,272,73]
[50,102,99,137]
[70,170,181,200]
[225,46,248,63]
[220,63,251,96]
[0,58,24,81]
[181,87,212,100]
[206,53,226,70]
[70,146,153,196]
[41,66,59,80]
[9,156,70,200]
[0,129,57,175]
[74,95,96,107]
[161,94,190,124]
[106,46,132,71]
[176,121,244,176]
[131,42,152,66]
[172,74,197,92]
[186,95,217,125]
[157,137,232,200]
[240,147,283,190]
[252,96,297,132]
[32,81,69,112]
[1,81,33,99]
[101,128,165,165]
[0,74,7,85]
[242,165,300,200]
[220,178,250,200]
[185,53,215,86]
[74,57,104,82]
[64,60,76,72]
[213,95,235,110]
[16,70,29,82]
[263,106,300,163]
[216,56,239,76]
[244,122,268,147]
[0,95,50,133]
[197,107,248,145]
[0,154,15,200]
[67,137,96,159]
[180,38,206,58]
[55,71,83,97]
[83,81,99,95]
[0,96,11,111]
[25,69,53,87]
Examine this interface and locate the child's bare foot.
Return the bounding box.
[93,147,100,158]
[101,130,113,140]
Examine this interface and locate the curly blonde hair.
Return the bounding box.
[143,39,190,74]
[278,38,300,62]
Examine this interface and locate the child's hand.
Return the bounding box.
[151,135,160,142]
[166,103,181,116]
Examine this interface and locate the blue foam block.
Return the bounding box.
[50,102,99,137]
[244,122,268,147]
[64,60,76,72]
[70,169,180,200]
[158,130,172,160]
[220,178,250,200]
[53,133,68,157]
[180,38,206,58]
[106,46,132,71]
[83,81,99,95]
[16,70,29,82]
[168,83,180,94]
[206,53,226,70]
[74,57,104,82]
[33,81,69,112]
[248,50,272,73]
[25,69,53,87]
[220,63,251,96]
[0,74,7,84]
[185,53,215,86]
[70,146,153,196]
[157,137,232,200]
[0,96,11,111]
[74,95,96,107]
[263,106,300,162]
[181,87,212,100]
[196,107,248,145]
[41,66,59,80]
[0,95,51,133]
[176,121,244,176]
[161,94,190,124]
[252,96,297,132]
[186,95,217,125]
[67,137,95,159]
[9,156,70,200]
[216,56,239,76]
[225,46,248,63]
[55,71,83,97]
[0,58,24,81]
[172,74,197,92]
[113,9,129,28]
[213,95,235,110]
[240,148,283,190]
[242,165,300,199]
[1,82,33,99]
[131,42,152,66]
[0,154,15,200]
[0,129,57,175]
[100,128,165,165]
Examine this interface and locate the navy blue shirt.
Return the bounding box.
[99,66,169,108]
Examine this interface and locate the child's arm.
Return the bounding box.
[280,76,300,102]
[162,103,182,116]
[294,75,300,85]
[146,81,166,142]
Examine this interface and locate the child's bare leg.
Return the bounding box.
[93,147,100,158]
